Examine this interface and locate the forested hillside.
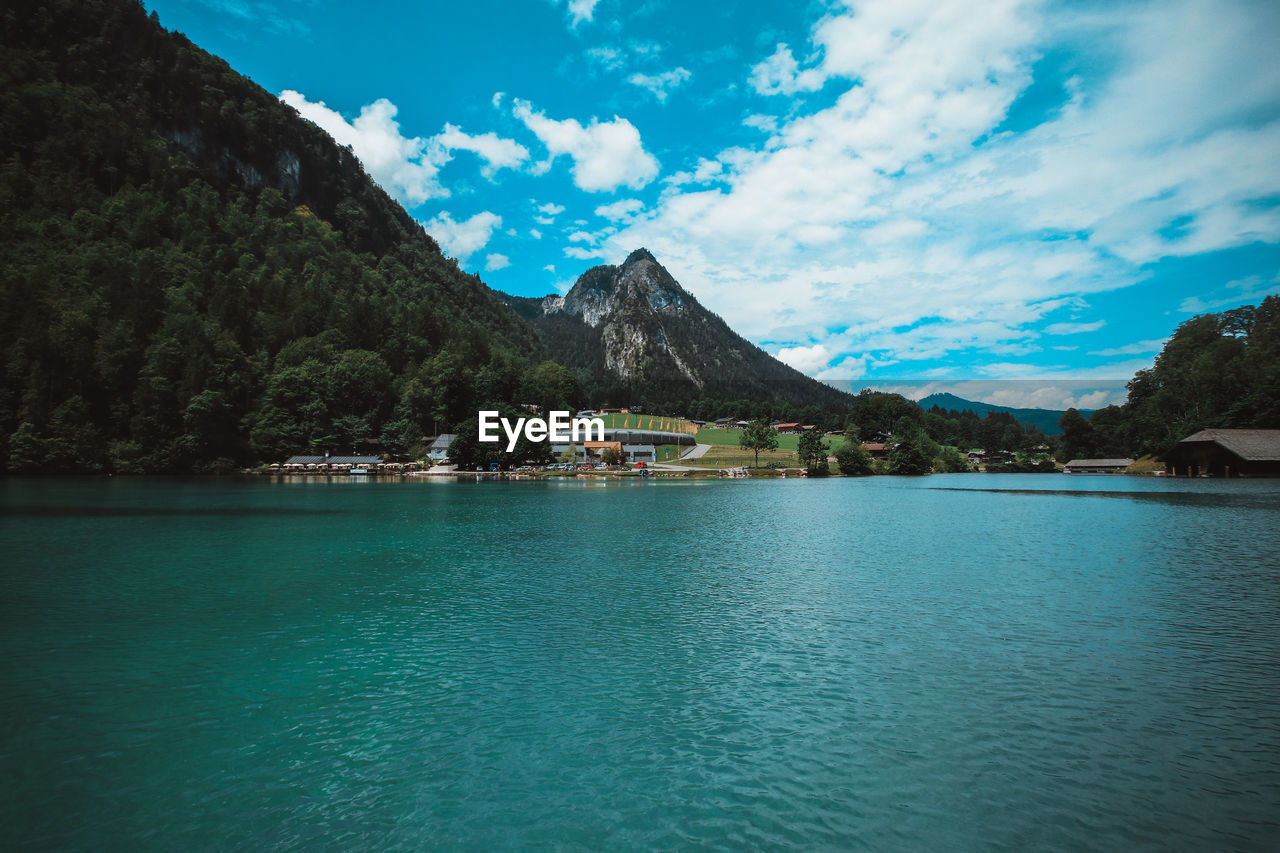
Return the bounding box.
[1058,296,1280,459]
[1,0,572,472]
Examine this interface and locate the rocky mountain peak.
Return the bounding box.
[498,249,853,407]
[560,249,687,328]
[622,247,657,268]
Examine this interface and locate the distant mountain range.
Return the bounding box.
[917,393,1089,435]
[499,249,853,409]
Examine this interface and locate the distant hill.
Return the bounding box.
[917,393,1085,435]
[500,249,854,411]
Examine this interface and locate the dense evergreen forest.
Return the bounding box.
[0,0,575,472]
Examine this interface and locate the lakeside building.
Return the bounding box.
[1063,458,1134,474]
[428,434,456,463]
[1164,429,1280,477]
[284,454,383,468]
[551,427,696,464]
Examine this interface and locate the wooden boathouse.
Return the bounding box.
[1164,429,1280,477]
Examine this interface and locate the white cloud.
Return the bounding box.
[566,0,599,27]
[1178,273,1280,313]
[743,114,779,134]
[424,211,502,260]
[530,228,543,239]
[627,67,692,102]
[583,0,1280,378]
[433,124,529,176]
[1044,321,1105,336]
[585,47,622,71]
[537,202,566,216]
[594,199,644,220]
[815,356,869,381]
[513,98,660,192]
[1089,339,1167,357]
[775,343,834,373]
[749,44,825,96]
[565,245,610,261]
[484,253,511,271]
[280,91,529,203]
[544,264,556,273]
[281,90,446,204]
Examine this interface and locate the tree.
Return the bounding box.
[834,442,873,475]
[379,417,421,458]
[7,422,44,473]
[601,446,625,466]
[739,418,779,467]
[797,430,830,474]
[932,445,970,473]
[888,432,932,475]
[1058,408,1096,461]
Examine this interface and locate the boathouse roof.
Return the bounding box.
[284,455,382,465]
[1172,429,1280,461]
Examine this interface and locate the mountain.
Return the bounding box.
[500,249,853,411]
[917,393,1081,435]
[1,0,560,472]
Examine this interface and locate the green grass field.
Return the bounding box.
[675,429,851,468]
[693,428,849,453]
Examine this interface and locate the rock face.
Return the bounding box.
[500,249,853,407]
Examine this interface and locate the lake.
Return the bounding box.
[2,474,1279,850]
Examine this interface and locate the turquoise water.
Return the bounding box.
[2,474,1279,850]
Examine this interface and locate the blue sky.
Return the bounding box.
[143,0,1280,408]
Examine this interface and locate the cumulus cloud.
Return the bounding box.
[594,199,644,220]
[484,253,511,271]
[281,90,446,204]
[424,211,502,260]
[433,124,529,176]
[513,98,660,192]
[816,356,868,381]
[627,67,692,102]
[775,343,834,374]
[749,44,825,96]
[280,91,529,204]
[585,0,1280,378]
